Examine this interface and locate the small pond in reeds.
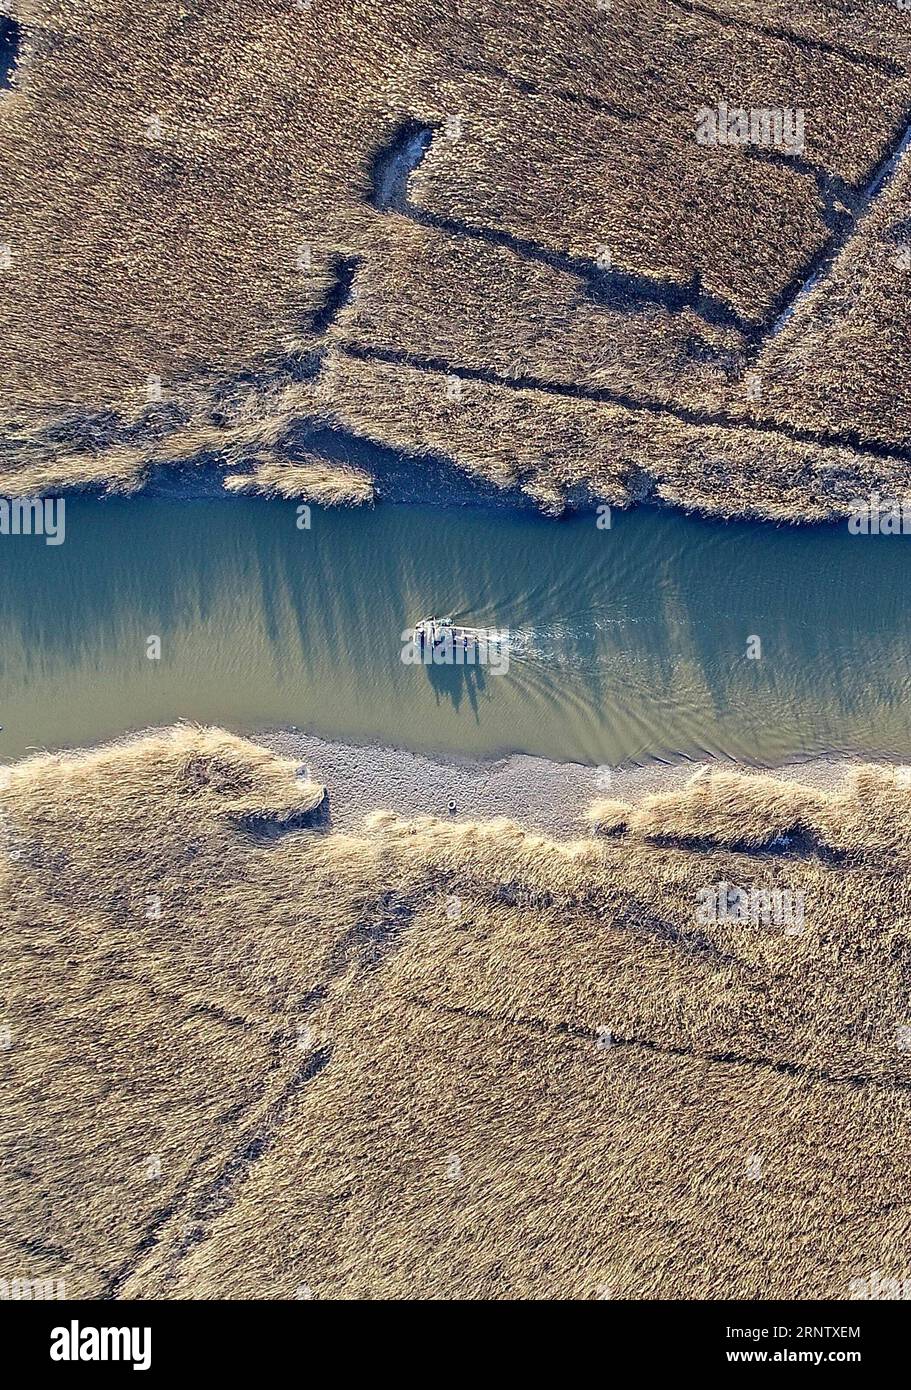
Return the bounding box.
[0,15,20,88]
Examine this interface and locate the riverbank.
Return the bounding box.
[138,424,545,511]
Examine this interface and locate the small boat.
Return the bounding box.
[412,616,504,650]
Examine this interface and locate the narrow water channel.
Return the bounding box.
[1,495,909,766]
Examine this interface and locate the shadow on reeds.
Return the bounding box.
[336,336,911,463]
[231,797,331,841]
[759,109,911,339]
[324,890,415,975]
[310,257,358,333]
[294,421,534,509]
[643,827,849,867]
[669,0,903,75]
[367,120,754,335]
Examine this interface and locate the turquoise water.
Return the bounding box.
[1,495,910,766]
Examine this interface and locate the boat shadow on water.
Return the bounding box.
[422,656,489,717]
[410,619,508,718]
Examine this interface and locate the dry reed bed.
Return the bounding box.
[681,0,911,67]
[408,76,830,322]
[747,137,911,450]
[410,0,911,186]
[0,727,336,1294]
[158,1013,911,1299]
[316,347,910,519]
[2,0,911,515]
[0,0,421,424]
[335,216,744,415]
[4,727,911,1297]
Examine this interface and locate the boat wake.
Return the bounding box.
[507,620,615,665]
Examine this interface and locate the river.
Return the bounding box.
[1,495,909,767]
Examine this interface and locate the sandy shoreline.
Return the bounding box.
[4,717,874,838]
[258,727,865,838]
